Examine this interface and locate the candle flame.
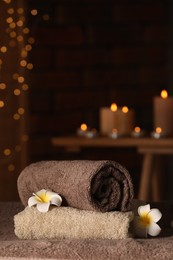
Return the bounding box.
[80,123,87,131]
[134,126,141,133]
[156,127,162,134]
[110,103,117,112]
[122,106,128,113]
[161,89,168,99]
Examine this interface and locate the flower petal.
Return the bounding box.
[46,190,58,198]
[28,196,38,207]
[148,222,161,236]
[45,190,62,206]
[36,189,47,197]
[148,208,162,223]
[51,194,62,206]
[37,202,50,213]
[138,204,150,216]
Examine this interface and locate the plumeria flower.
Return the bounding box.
[134,204,162,238]
[28,189,62,213]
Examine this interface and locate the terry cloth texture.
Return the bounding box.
[14,206,133,240]
[1,202,173,259]
[17,160,134,212]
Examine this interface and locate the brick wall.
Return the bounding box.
[27,0,172,197]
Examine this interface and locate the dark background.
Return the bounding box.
[26,0,173,198]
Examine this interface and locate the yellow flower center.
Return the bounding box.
[34,192,50,203]
[140,213,152,227]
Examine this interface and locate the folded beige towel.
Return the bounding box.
[14,206,133,240]
[17,160,134,212]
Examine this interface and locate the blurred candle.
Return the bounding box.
[77,123,88,136]
[115,106,135,135]
[151,127,163,139]
[108,128,119,139]
[131,126,144,137]
[99,103,118,135]
[153,90,173,136]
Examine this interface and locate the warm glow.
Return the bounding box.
[156,127,162,134]
[17,8,24,14]
[161,89,168,99]
[17,35,24,42]
[122,106,129,113]
[25,44,32,51]
[13,113,20,120]
[0,83,6,89]
[3,0,11,3]
[14,89,21,96]
[17,20,24,27]
[0,2,31,170]
[31,9,38,16]
[7,8,14,14]
[23,27,30,34]
[6,17,13,23]
[10,31,16,38]
[80,123,87,131]
[18,107,25,115]
[17,76,25,83]
[3,149,11,156]
[27,63,33,70]
[134,126,141,133]
[21,49,28,58]
[110,103,117,112]
[9,22,16,29]
[20,60,27,67]
[0,101,5,108]
[1,46,7,53]
[22,84,29,91]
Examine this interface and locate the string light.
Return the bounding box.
[3,149,11,156]
[0,0,35,173]
[0,0,49,173]
[31,9,38,16]
[0,83,6,89]
[14,89,21,95]
[0,101,5,108]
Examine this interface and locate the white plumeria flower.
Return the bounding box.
[28,189,62,213]
[136,204,162,237]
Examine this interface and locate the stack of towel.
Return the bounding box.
[14,160,134,240]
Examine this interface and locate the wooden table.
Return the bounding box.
[51,136,173,201]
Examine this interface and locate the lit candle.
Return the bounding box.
[131,126,145,138]
[108,128,119,139]
[153,89,173,136]
[151,127,164,139]
[76,123,88,136]
[99,103,118,135]
[115,106,135,135]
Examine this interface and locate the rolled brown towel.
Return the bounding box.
[17,160,134,212]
